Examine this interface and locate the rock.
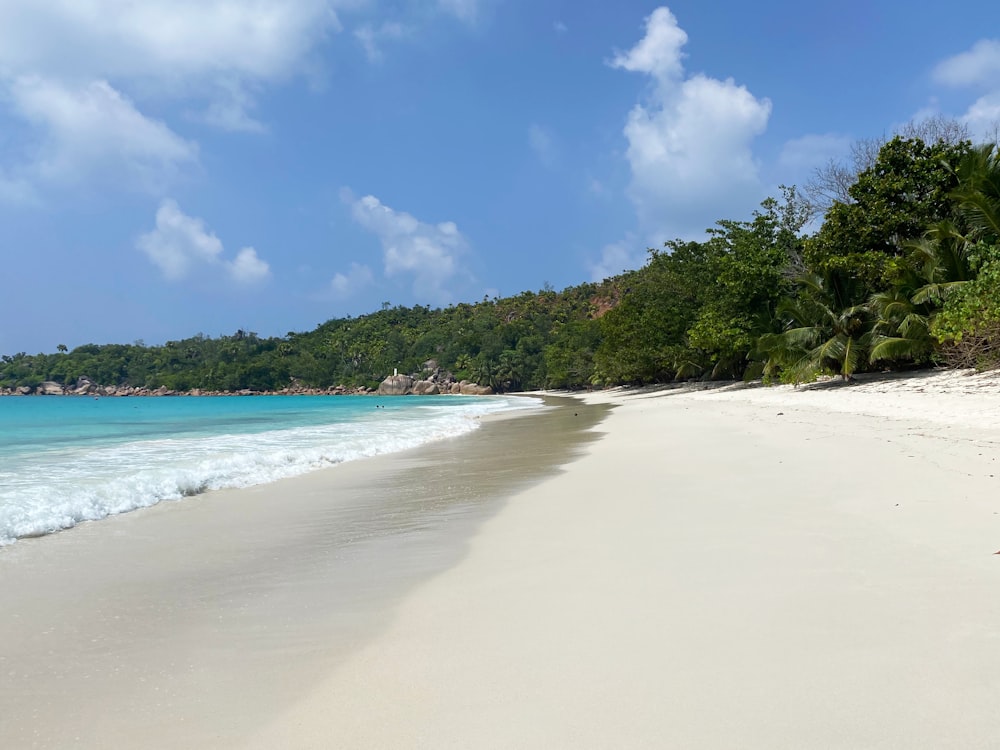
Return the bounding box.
[16,386,33,395]
[36,381,65,395]
[449,382,462,394]
[411,379,440,395]
[73,377,99,395]
[377,374,414,396]
[460,382,494,395]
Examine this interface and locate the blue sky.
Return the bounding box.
[3,0,1000,354]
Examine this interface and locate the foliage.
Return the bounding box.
[757,272,871,383]
[804,136,971,300]
[931,248,1000,368]
[0,284,610,393]
[593,241,715,384]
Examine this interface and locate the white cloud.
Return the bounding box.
[932,40,1000,142]
[0,1,342,200]
[330,262,375,297]
[610,7,687,85]
[8,77,198,190]
[346,192,468,301]
[0,1,343,133]
[354,22,407,63]
[587,238,647,282]
[554,21,568,35]
[137,199,270,284]
[228,247,272,284]
[962,92,1000,139]
[0,1,340,85]
[933,40,1000,88]
[610,6,771,240]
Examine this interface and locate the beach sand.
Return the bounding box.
[4,372,1000,748]
[0,397,607,748]
[246,371,1000,749]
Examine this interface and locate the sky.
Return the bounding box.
[3,0,1000,354]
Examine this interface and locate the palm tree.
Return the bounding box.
[868,220,973,365]
[950,143,1000,245]
[757,272,870,382]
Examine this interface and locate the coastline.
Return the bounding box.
[248,370,1000,749]
[0,395,608,748]
[5,370,1000,747]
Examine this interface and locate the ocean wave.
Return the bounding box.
[0,395,542,546]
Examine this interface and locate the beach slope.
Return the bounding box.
[251,372,1000,749]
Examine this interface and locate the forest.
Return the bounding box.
[3,121,1000,394]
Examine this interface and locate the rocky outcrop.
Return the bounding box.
[72,377,100,395]
[459,381,494,395]
[378,374,414,395]
[411,379,440,395]
[1,372,493,397]
[375,372,492,396]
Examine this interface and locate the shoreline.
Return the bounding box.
[0,395,609,748]
[249,369,1000,748]
[5,370,1000,747]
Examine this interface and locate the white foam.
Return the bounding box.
[0,396,543,545]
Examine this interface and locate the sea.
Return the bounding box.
[0,393,542,546]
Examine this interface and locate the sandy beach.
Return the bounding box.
[247,370,1000,749]
[4,372,1000,748]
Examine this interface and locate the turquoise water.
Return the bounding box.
[0,394,541,545]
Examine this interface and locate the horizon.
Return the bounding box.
[4,1,1000,354]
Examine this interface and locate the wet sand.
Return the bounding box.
[0,396,608,748]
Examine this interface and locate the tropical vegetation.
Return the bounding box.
[4,122,1000,393]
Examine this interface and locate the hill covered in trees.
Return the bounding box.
[4,126,1000,394]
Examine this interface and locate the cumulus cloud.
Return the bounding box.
[0,1,341,200]
[345,192,468,301]
[137,199,270,284]
[330,262,375,297]
[228,247,272,284]
[933,39,1000,141]
[610,7,688,84]
[933,40,1000,88]
[8,77,198,190]
[0,1,340,85]
[609,6,771,240]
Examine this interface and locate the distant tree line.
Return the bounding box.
[4,121,1000,392]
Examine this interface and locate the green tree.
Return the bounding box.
[595,241,715,383]
[804,136,971,302]
[688,188,809,378]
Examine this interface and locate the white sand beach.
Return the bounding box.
[4,371,1000,748]
[249,370,1000,749]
